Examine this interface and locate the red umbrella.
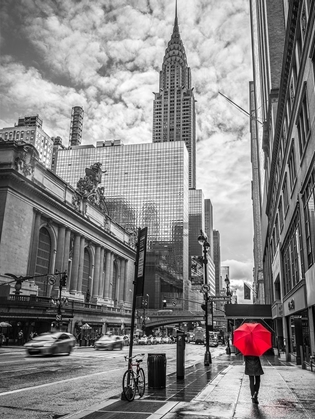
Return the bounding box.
[233,323,272,356]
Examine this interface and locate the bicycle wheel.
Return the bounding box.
[122,370,136,402]
[137,367,146,398]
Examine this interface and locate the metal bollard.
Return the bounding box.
[300,345,306,370]
[176,330,186,380]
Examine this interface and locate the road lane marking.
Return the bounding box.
[0,367,122,397]
[0,367,39,373]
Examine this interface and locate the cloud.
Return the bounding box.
[0,0,254,272]
[221,258,254,304]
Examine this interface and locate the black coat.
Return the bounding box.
[244,356,264,376]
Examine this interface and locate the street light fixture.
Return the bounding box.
[224,275,233,298]
[197,229,212,366]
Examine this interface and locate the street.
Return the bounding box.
[0,343,225,419]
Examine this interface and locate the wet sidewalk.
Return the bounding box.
[66,353,315,419]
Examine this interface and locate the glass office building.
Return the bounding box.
[55,140,189,309]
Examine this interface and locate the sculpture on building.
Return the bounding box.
[14,143,39,177]
[75,162,109,215]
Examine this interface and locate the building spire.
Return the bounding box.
[173,0,179,34]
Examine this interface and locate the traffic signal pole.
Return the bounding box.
[203,246,211,366]
[54,270,67,330]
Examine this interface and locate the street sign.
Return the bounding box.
[200,285,210,293]
[135,227,148,296]
[56,314,62,321]
[47,275,56,285]
[172,300,177,306]
[209,296,231,301]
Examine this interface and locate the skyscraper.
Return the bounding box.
[152,1,196,189]
[213,230,221,296]
[55,140,190,309]
[0,115,53,168]
[204,199,214,260]
[69,106,84,146]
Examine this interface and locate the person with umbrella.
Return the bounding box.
[244,355,264,404]
[233,322,272,405]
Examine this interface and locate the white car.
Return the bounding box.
[138,336,148,345]
[152,336,162,344]
[94,335,124,350]
[24,332,76,356]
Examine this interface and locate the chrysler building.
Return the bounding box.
[152,2,196,189]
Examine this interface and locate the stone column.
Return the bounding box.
[124,260,132,305]
[55,225,65,273]
[77,236,85,293]
[93,245,101,298]
[70,233,81,293]
[104,251,112,300]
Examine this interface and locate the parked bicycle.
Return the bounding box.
[122,353,146,401]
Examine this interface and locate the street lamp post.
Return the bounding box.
[224,275,233,354]
[198,230,211,366]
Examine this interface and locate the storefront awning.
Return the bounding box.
[225,304,272,319]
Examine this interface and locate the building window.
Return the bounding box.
[296,84,310,158]
[82,248,91,299]
[288,142,297,191]
[278,197,284,231]
[282,209,305,295]
[283,174,289,215]
[302,167,315,268]
[275,215,280,245]
[35,227,51,297]
[311,35,315,84]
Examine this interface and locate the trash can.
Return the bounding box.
[147,353,166,389]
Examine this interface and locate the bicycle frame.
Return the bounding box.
[122,353,145,401]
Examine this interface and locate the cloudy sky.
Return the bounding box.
[0,0,254,302]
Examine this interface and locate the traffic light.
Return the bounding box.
[61,273,67,287]
[201,303,206,311]
[163,298,167,308]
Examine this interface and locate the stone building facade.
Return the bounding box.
[0,140,136,343]
[250,0,315,362]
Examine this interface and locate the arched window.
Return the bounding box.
[35,227,51,296]
[82,248,91,298]
[112,259,118,302]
